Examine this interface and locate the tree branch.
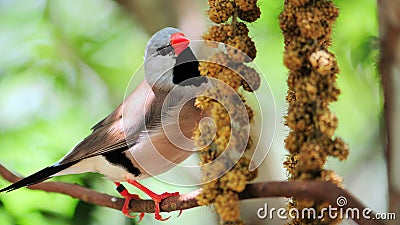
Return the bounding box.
[378,1,400,224]
[0,164,384,225]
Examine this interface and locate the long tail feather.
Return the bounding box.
[0,162,74,192]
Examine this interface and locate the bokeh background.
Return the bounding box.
[0,0,382,225]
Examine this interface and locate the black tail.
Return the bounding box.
[0,163,73,192]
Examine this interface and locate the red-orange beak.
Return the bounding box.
[171,32,190,56]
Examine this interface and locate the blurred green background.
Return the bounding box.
[0,0,382,225]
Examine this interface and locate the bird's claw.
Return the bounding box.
[121,209,136,219]
[153,191,180,221]
[120,193,145,222]
[177,210,183,218]
[121,195,145,222]
[114,182,145,222]
[136,212,145,223]
[123,179,183,221]
[156,214,171,221]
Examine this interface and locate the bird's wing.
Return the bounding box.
[58,81,155,164]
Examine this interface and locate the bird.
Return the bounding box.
[0,27,209,221]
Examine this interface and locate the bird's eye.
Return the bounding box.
[156,44,173,56]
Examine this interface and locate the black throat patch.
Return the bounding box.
[102,150,141,177]
[172,47,207,86]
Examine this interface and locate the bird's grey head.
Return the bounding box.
[144,27,190,92]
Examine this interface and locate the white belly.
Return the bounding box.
[54,156,132,181]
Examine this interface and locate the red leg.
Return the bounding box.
[114,182,144,222]
[125,178,179,221]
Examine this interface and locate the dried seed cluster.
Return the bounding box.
[195,0,261,224]
[279,1,349,224]
[208,0,261,23]
[203,23,257,63]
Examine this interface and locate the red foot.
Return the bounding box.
[125,178,180,221]
[114,182,145,222]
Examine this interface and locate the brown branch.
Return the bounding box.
[0,164,383,225]
[378,1,400,224]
